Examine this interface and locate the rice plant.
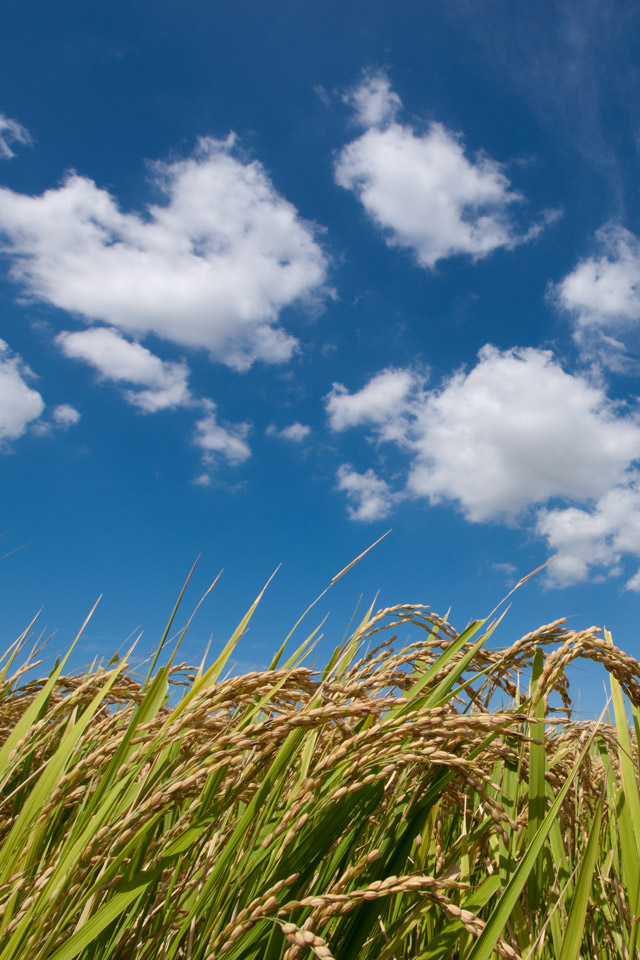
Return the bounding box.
[1,573,639,959]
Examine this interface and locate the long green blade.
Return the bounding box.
[557,798,603,960]
[466,716,602,960]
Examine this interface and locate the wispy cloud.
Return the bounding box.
[0,113,31,160]
[444,0,640,209]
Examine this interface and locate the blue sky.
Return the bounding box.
[2,0,640,709]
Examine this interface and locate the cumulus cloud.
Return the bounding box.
[0,114,31,160]
[266,422,311,442]
[56,327,252,470]
[556,225,640,328]
[553,224,640,362]
[192,472,212,487]
[326,367,422,443]
[536,481,640,587]
[57,327,191,413]
[52,404,80,427]
[336,464,395,521]
[194,403,251,465]
[406,346,640,521]
[327,345,640,585]
[31,401,82,437]
[0,340,45,441]
[328,346,640,522]
[343,70,402,128]
[0,135,329,370]
[335,72,545,268]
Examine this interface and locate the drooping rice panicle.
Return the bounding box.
[0,586,638,959]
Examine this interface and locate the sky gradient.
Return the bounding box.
[2,0,640,711]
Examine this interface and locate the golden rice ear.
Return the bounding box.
[0,581,636,960]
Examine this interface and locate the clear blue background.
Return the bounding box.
[1,0,639,715]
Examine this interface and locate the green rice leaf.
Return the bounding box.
[556,798,603,960]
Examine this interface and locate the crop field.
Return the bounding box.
[1,576,640,959]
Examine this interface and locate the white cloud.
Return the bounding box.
[536,481,640,587]
[57,327,191,413]
[0,114,31,160]
[405,346,640,521]
[0,340,44,440]
[335,73,542,268]
[336,464,395,521]
[553,224,640,358]
[326,367,421,442]
[194,404,251,465]
[266,421,311,442]
[192,472,212,487]
[57,321,253,474]
[52,403,80,427]
[327,346,640,585]
[0,135,328,370]
[328,347,640,522]
[343,70,402,128]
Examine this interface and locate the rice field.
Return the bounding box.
[1,569,640,959]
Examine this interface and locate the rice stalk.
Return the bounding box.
[0,587,638,959]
